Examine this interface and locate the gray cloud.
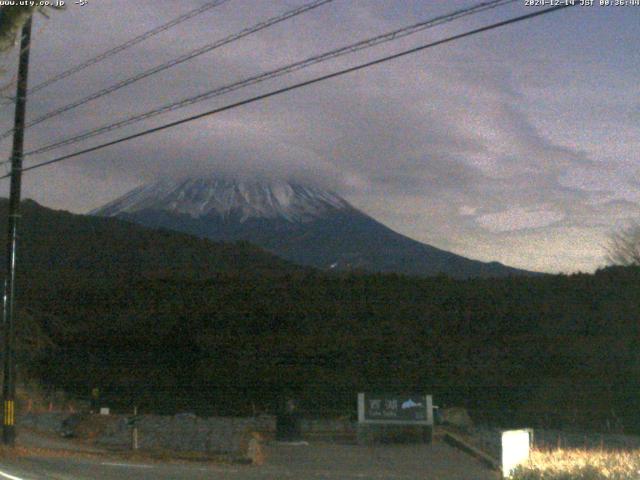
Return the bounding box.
[0,0,637,273]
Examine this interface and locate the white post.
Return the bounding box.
[357,393,365,423]
[426,395,433,425]
[501,429,530,478]
[132,406,139,450]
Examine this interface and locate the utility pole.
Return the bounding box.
[2,15,32,447]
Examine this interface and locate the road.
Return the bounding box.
[0,438,499,479]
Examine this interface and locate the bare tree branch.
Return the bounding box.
[606,222,640,266]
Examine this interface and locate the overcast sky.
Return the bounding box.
[0,0,637,274]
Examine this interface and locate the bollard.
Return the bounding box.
[502,429,530,478]
[131,406,139,450]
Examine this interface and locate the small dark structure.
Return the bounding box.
[276,398,302,441]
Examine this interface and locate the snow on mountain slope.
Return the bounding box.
[93,176,351,223]
[92,173,537,278]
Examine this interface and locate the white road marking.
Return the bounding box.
[100,462,153,469]
[0,468,26,480]
[197,466,239,473]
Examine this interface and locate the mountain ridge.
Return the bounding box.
[93,175,538,279]
[0,198,302,282]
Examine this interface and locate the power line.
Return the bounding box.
[28,0,230,95]
[0,0,230,107]
[25,0,515,158]
[0,0,334,143]
[3,4,574,180]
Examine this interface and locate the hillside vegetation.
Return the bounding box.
[2,200,639,432]
[2,200,301,281]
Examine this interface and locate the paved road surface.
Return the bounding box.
[0,439,499,479]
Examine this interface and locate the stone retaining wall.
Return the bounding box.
[20,412,70,434]
[20,412,276,455]
[20,412,362,451]
[97,414,275,454]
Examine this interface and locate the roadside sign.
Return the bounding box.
[358,393,433,425]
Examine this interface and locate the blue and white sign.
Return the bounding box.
[358,393,433,425]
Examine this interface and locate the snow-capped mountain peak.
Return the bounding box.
[93,176,351,223]
[92,173,533,278]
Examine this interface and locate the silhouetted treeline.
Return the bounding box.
[3,200,638,431]
[20,266,640,432]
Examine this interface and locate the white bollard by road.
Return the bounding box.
[501,429,530,478]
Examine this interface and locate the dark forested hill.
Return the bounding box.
[0,199,302,283]
[2,199,638,434]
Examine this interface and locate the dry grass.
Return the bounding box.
[0,442,237,467]
[510,448,640,479]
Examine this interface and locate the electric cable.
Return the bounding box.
[24,0,515,158]
[0,0,333,142]
[2,4,574,180]
[0,0,230,107]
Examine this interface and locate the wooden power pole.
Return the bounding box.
[2,14,32,447]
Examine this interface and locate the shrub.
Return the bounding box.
[509,448,640,480]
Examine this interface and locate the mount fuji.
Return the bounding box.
[92,175,532,278]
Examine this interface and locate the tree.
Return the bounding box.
[606,222,640,266]
[0,5,63,53]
